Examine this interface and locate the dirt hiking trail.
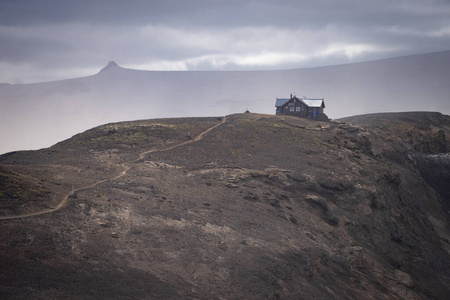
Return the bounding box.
[0,117,227,220]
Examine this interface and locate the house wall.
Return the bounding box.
[280,98,306,116]
[318,107,324,114]
[311,107,324,115]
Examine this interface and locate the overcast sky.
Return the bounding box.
[1,0,449,83]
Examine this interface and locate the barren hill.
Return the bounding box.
[1,112,450,299]
[1,50,450,154]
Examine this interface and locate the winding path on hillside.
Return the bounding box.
[0,117,227,220]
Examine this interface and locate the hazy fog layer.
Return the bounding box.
[1,51,449,154]
[2,1,450,83]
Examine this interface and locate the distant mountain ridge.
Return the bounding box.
[98,61,122,73]
[1,50,449,154]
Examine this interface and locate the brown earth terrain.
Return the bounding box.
[1,112,450,299]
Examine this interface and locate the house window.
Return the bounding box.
[295,107,301,112]
[290,107,294,112]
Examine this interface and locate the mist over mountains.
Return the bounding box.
[1,50,449,154]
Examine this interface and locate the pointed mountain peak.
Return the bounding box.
[99,61,121,73]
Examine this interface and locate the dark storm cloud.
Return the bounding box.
[0,0,449,82]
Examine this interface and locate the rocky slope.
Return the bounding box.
[1,112,449,299]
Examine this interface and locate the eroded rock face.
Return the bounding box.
[1,112,450,299]
[410,153,450,209]
[395,269,414,288]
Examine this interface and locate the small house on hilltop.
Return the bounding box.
[275,95,325,118]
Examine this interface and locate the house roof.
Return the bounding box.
[275,96,325,108]
[275,98,290,107]
[300,98,325,108]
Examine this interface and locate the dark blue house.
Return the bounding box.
[276,95,325,117]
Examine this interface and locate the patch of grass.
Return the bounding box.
[87,189,101,197]
[0,172,49,203]
[313,138,333,149]
[0,172,25,199]
[60,118,222,149]
[271,123,292,130]
[230,148,242,158]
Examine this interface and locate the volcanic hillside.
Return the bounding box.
[1,50,450,154]
[1,112,450,299]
